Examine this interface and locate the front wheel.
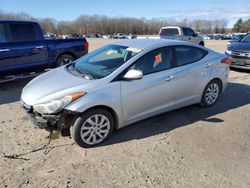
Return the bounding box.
[200,80,221,107]
[199,41,204,46]
[71,109,114,148]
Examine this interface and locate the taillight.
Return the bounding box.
[221,57,231,65]
[83,42,89,51]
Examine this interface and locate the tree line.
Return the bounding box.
[1,9,245,35]
[232,18,250,33]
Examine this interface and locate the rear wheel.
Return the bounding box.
[56,54,74,67]
[200,80,221,107]
[71,109,114,148]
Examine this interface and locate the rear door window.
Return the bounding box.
[159,28,179,36]
[9,23,37,42]
[174,46,208,66]
[0,24,6,42]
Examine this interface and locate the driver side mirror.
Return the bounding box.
[123,69,143,80]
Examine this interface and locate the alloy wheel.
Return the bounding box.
[205,83,219,105]
[80,114,111,145]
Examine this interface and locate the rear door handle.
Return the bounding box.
[165,75,175,81]
[0,49,10,52]
[35,45,44,49]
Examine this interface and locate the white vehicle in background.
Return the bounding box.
[102,35,109,39]
[203,35,212,40]
[159,26,205,46]
[113,33,127,39]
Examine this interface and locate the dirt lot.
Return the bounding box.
[0,39,250,188]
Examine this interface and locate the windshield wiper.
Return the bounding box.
[82,73,94,80]
[67,63,94,80]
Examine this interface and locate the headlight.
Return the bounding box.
[33,92,86,114]
[226,50,232,55]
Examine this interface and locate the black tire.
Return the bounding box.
[200,80,221,107]
[71,109,114,148]
[56,54,74,67]
[199,41,204,46]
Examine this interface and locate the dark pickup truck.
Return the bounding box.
[226,33,250,70]
[0,20,88,82]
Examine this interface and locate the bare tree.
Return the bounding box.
[0,10,232,35]
[39,18,57,33]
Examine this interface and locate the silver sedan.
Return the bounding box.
[21,39,231,148]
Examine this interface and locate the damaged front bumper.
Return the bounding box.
[27,112,60,130]
[20,100,77,131]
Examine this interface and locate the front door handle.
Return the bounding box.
[165,75,175,81]
[0,49,10,52]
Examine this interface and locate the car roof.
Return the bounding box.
[112,39,194,50]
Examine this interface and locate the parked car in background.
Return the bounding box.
[227,33,247,48]
[204,34,230,40]
[21,39,230,148]
[44,32,56,39]
[220,34,232,40]
[232,33,246,41]
[112,33,127,39]
[101,35,109,39]
[202,35,212,40]
[159,26,204,46]
[226,33,250,70]
[127,33,137,39]
[112,33,137,39]
[0,20,88,82]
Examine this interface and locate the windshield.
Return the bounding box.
[241,34,250,42]
[233,34,245,41]
[72,44,141,79]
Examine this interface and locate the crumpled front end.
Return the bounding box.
[20,99,77,132]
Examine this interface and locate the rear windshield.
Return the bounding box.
[159,28,179,36]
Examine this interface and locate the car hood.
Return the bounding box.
[21,66,100,105]
[228,42,250,52]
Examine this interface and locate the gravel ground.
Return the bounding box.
[0,39,249,188]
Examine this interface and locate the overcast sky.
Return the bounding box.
[1,0,250,27]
